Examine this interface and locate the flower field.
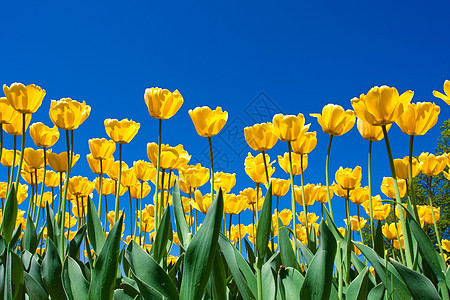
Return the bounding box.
[0,81,449,299]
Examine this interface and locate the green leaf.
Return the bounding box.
[69,224,86,259]
[113,289,136,300]
[390,258,441,300]
[21,250,45,290]
[355,242,411,300]
[125,240,179,300]
[9,224,21,248]
[346,267,369,300]
[151,204,172,263]
[172,180,190,249]
[88,212,124,300]
[296,238,314,267]
[41,239,66,299]
[367,283,385,300]
[277,218,299,270]
[179,189,223,300]
[278,266,303,300]
[5,247,24,300]
[22,216,37,254]
[256,182,272,261]
[62,256,90,300]
[244,238,256,268]
[218,233,256,299]
[409,219,446,282]
[373,221,384,259]
[24,272,48,300]
[300,220,337,300]
[323,206,344,243]
[0,185,18,244]
[86,196,106,255]
[261,253,278,300]
[211,249,227,299]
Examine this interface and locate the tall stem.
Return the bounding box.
[129,187,133,238]
[408,135,419,220]
[208,137,215,202]
[325,135,334,221]
[35,148,47,225]
[368,141,375,246]
[300,154,309,238]
[154,119,162,232]
[97,160,103,219]
[114,143,123,223]
[139,181,143,242]
[60,129,73,256]
[261,150,270,184]
[427,176,446,269]
[14,113,26,189]
[382,125,412,268]
[288,141,298,258]
[9,135,17,190]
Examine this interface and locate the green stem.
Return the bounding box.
[154,119,162,232]
[60,129,73,258]
[8,135,17,190]
[408,135,420,220]
[35,148,47,225]
[97,160,103,219]
[325,135,334,221]
[300,154,309,239]
[208,137,215,202]
[255,183,259,226]
[129,187,133,238]
[114,143,123,223]
[427,176,446,270]
[368,141,375,247]
[256,258,263,300]
[261,150,270,184]
[288,141,298,259]
[139,181,143,242]
[382,125,413,268]
[14,113,26,190]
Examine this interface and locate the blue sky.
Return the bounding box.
[1,1,449,233]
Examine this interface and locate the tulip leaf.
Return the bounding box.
[389,258,440,300]
[244,238,256,268]
[256,183,272,262]
[277,266,303,300]
[22,215,37,254]
[0,185,17,244]
[9,224,22,249]
[125,240,179,300]
[5,247,24,300]
[367,283,385,300]
[261,253,278,300]
[41,238,66,300]
[300,220,336,300]
[296,238,314,266]
[218,233,256,299]
[86,196,106,255]
[373,221,384,259]
[355,242,411,300]
[151,204,172,263]
[172,180,190,249]
[409,219,446,282]
[180,189,223,300]
[211,249,227,299]
[323,206,344,242]
[277,218,299,270]
[69,224,86,259]
[113,289,136,300]
[45,202,58,245]
[88,212,123,300]
[62,256,90,300]
[24,273,48,300]
[21,250,45,289]
[346,267,369,300]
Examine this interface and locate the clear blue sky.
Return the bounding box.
[1,1,449,233]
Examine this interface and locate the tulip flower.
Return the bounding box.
[349,186,369,205]
[244,122,278,152]
[21,168,44,185]
[277,209,293,226]
[380,177,406,199]
[29,122,59,148]
[343,216,367,231]
[315,184,332,204]
[433,80,450,105]
[393,237,405,250]
[179,163,210,190]
[192,190,212,214]
[419,152,447,176]
[270,178,290,213]
[49,98,91,130]
[224,193,247,215]
[133,160,157,182]
[396,102,440,136]
[1,149,20,168]
[188,106,228,138]
[272,113,309,142]
[47,152,80,173]
[335,166,362,190]
[310,104,355,136]
[144,87,184,120]
[214,172,236,194]
[351,86,414,126]
[278,152,308,176]
[88,138,116,160]
[294,184,317,207]
[150,170,177,191]
[3,114,32,136]
[3,83,46,114]
[291,131,317,154]
[442,239,450,253]
[68,176,95,198]
[393,156,421,180]
[0,97,17,125]
[94,177,115,196]
[104,118,140,145]
[382,223,402,240]
[357,118,390,142]
[244,152,275,184]
[146,143,191,170]
[297,211,319,226]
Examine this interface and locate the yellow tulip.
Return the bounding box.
[382,222,402,240]
[393,237,405,250]
[47,151,80,173]
[94,177,115,196]
[272,113,308,142]
[244,152,275,184]
[214,172,236,194]
[315,184,332,204]
[68,176,95,197]
[331,183,348,198]
[56,212,77,229]
[88,138,116,160]
[107,161,129,181]
[146,143,191,170]
[297,211,319,226]
[15,184,29,204]
[72,203,87,218]
[351,85,414,126]
[442,239,450,253]
[418,205,440,224]
[179,163,210,189]
[278,152,308,176]
[419,152,447,176]
[144,87,183,119]
[120,167,139,188]
[295,225,308,244]
[86,153,113,175]
[133,160,156,182]
[23,148,49,170]
[349,186,369,205]
[224,193,247,215]
[380,177,406,199]
[129,182,151,199]
[357,118,390,141]
[49,98,91,130]
[276,209,293,226]
[150,170,177,190]
[35,192,53,208]
[104,118,140,144]
[1,149,20,167]
[29,122,59,148]
[393,156,421,180]
[433,80,450,105]
[21,169,44,185]
[310,104,355,136]
[3,113,32,135]
[3,82,46,114]
[229,224,247,242]
[362,195,391,220]
[291,131,317,154]
[240,187,263,206]
[0,97,18,124]
[294,184,317,206]
[193,190,211,214]
[344,216,367,231]
[188,106,228,137]
[396,102,440,136]
[0,182,8,199]
[335,166,362,190]
[270,178,290,197]
[246,224,257,245]
[178,178,192,194]
[243,122,278,151]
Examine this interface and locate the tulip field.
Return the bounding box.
[0,81,450,299]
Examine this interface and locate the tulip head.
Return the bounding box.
[188,106,228,137]
[144,87,183,119]
[244,122,278,152]
[396,102,440,136]
[88,138,116,160]
[29,122,60,148]
[351,85,414,126]
[49,98,91,130]
[3,83,46,114]
[310,104,355,136]
[357,118,390,141]
[278,152,308,176]
[146,143,191,170]
[419,152,447,176]
[133,160,156,182]
[104,118,140,144]
[272,113,308,142]
[179,163,210,189]
[0,97,18,124]
[214,172,236,194]
[244,152,275,184]
[433,80,450,105]
[335,166,362,190]
[291,131,317,154]
[380,177,406,199]
[270,178,290,197]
